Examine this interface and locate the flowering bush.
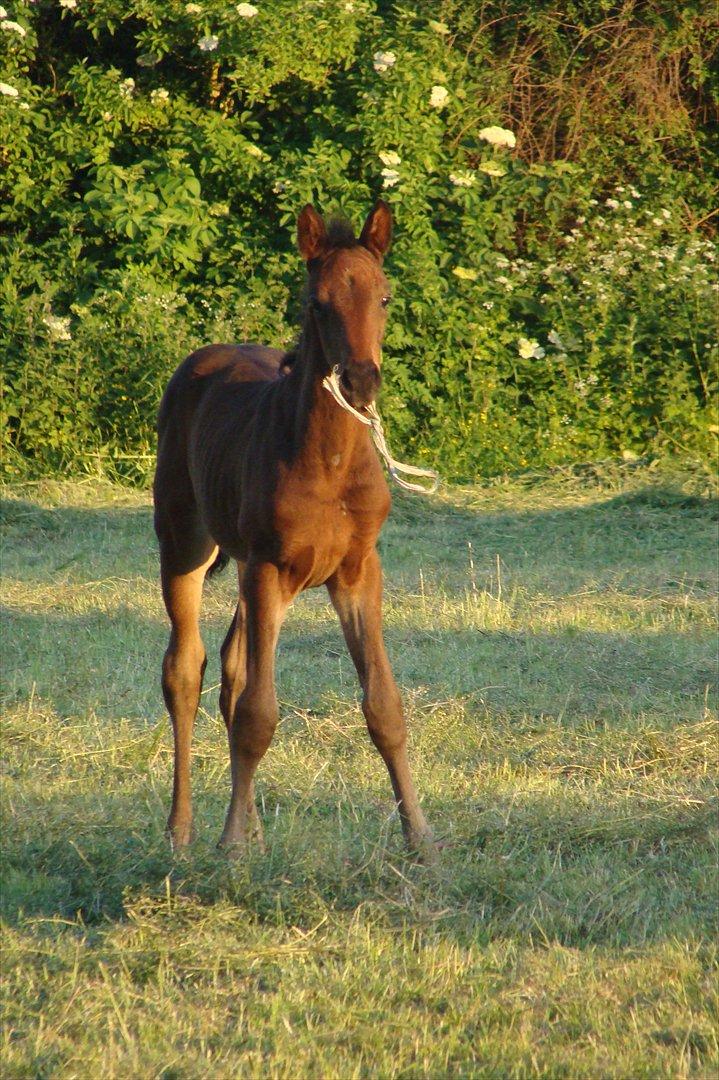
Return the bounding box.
[1,0,716,480]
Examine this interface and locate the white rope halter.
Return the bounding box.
[322,365,439,494]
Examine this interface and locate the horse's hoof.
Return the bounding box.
[217,833,246,860]
[167,820,195,850]
[409,830,439,865]
[249,822,266,854]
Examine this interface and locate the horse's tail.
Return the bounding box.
[207,550,230,578]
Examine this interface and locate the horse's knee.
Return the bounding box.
[162,639,206,700]
[363,690,407,756]
[231,693,278,760]
[220,642,240,692]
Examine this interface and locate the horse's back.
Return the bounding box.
[191,343,286,383]
[157,343,285,435]
[155,343,287,542]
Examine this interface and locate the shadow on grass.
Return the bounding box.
[2,481,718,595]
[1,496,156,585]
[384,482,718,597]
[1,603,715,724]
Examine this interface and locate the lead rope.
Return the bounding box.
[322,365,439,495]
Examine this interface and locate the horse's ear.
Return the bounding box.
[359,200,393,263]
[297,204,328,261]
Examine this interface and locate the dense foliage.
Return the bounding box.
[1,0,717,482]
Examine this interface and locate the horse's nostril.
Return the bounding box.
[343,362,381,405]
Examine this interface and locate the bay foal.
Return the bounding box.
[154,201,433,856]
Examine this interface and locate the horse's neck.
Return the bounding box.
[288,327,370,468]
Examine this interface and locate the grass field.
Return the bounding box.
[1,463,718,1078]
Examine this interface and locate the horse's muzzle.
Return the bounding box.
[341,360,381,408]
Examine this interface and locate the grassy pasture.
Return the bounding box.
[1,464,718,1078]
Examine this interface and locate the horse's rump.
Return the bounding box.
[157,343,287,435]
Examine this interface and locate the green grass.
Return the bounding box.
[1,463,718,1078]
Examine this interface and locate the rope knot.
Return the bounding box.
[322,366,439,495]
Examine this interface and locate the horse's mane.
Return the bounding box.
[325,217,357,248]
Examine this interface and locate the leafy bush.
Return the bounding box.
[1,0,717,482]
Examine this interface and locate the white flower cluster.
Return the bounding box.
[236,3,258,15]
[649,208,672,225]
[478,126,515,148]
[378,150,401,186]
[1,15,26,37]
[43,314,72,341]
[150,87,170,105]
[573,373,599,397]
[518,337,544,359]
[449,171,474,187]
[373,51,396,73]
[199,34,219,51]
[429,84,449,109]
[0,76,29,108]
[119,77,135,98]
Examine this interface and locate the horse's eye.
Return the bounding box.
[309,295,323,313]
[381,295,391,308]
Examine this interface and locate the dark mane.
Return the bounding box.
[326,217,357,248]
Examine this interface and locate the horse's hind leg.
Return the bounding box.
[159,520,217,849]
[219,560,290,855]
[218,567,264,849]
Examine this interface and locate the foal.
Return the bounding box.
[153,201,433,856]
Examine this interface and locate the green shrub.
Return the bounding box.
[1,1,717,482]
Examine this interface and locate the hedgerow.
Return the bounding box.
[1,1,717,482]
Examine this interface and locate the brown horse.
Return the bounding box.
[153,200,433,858]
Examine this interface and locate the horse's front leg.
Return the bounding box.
[327,548,434,856]
[219,560,290,856]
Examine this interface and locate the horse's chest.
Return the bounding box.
[281,498,355,556]
[275,487,386,588]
